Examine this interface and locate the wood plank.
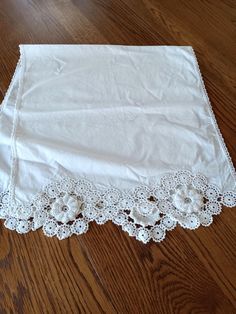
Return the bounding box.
[0,0,235,312]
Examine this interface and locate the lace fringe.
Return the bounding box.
[1,170,235,243]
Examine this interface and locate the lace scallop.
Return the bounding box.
[1,170,235,243]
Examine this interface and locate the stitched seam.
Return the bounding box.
[9,45,26,205]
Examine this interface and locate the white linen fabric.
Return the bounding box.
[0,45,235,243]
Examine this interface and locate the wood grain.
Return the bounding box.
[0,0,236,313]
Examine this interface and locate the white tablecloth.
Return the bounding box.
[0,45,235,243]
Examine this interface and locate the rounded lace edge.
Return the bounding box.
[0,170,235,243]
[191,47,236,184]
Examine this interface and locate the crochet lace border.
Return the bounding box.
[0,170,235,243]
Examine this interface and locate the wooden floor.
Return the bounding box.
[0,0,236,313]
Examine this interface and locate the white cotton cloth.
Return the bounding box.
[0,45,235,205]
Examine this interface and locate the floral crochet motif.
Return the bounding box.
[50,194,82,223]
[0,170,235,243]
[129,201,160,227]
[172,186,203,214]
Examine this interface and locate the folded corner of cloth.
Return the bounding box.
[0,44,235,243]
